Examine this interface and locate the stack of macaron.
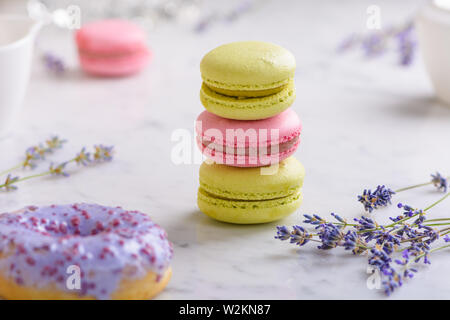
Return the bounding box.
[196,41,305,224]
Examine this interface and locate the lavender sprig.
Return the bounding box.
[358,172,449,212]
[358,185,395,213]
[338,21,417,66]
[396,22,416,66]
[3,174,19,191]
[0,145,114,191]
[0,136,67,176]
[276,192,450,296]
[74,147,91,166]
[45,136,66,150]
[431,172,448,193]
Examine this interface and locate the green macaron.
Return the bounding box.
[197,157,305,224]
[200,41,296,120]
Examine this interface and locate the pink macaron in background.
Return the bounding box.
[75,20,151,77]
[196,109,302,167]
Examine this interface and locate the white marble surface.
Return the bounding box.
[0,0,450,299]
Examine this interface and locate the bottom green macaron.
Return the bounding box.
[197,157,305,224]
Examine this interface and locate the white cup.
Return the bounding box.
[416,1,450,106]
[0,15,41,137]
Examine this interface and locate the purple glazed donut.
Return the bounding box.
[0,203,173,300]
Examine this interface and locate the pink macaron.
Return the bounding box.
[75,20,151,77]
[196,109,302,167]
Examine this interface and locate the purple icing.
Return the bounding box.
[0,203,173,299]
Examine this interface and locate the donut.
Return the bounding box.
[0,203,173,300]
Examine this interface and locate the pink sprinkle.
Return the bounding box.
[17,244,27,255]
[81,210,91,219]
[26,257,36,266]
[112,219,120,227]
[59,222,68,234]
[71,216,80,227]
[96,221,104,231]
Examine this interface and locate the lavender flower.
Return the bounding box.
[23,147,41,169]
[397,203,417,217]
[343,230,368,254]
[395,224,417,240]
[419,225,439,244]
[431,172,448,192]
[303,214,326,225]
[353,216,377,232]
[43,53,65,74]
[290,226,311,247]
[74,147,92,166]
[331,212,346,224]
[275,226,291,241]
[394,250,410,266]
[382,271,403,296]
[389,215,404,223]
[275,225,312,246]
[338,21,417,67]
[49,162,69,177]
[368,245,392,269]
[362,33,386,57]
[403,267,418,279]
[371,230,400,255]
[396,22,416,66]
[45,136,66,150]
[1,174,19,191]
[358,185,395,212]
[93,145,114,162]
[22,136,67,169]
[317,223,344,250]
